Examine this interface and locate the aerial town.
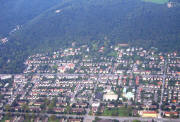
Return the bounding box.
[1,43,180,122]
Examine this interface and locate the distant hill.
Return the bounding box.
[1,0,180,73]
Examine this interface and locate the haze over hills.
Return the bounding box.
[0,0,180,73]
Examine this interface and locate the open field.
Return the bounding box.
[102,107,132,117]
[142,0,168,4]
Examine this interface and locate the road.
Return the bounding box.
[1,112,180,122]
[70,84,81,104]
[84,75,99,122]
[159,60,167,118]
[2,73,180,79]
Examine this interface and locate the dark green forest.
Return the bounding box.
[0,0,64,37]
[0,0,180,73]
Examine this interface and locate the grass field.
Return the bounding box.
[102,107,132,117]
[142,0,169,4]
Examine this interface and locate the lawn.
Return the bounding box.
[102,107,132,117]
[142,0,169,4]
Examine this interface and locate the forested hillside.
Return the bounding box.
[0,0,63,37]
[0,0,180,73]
